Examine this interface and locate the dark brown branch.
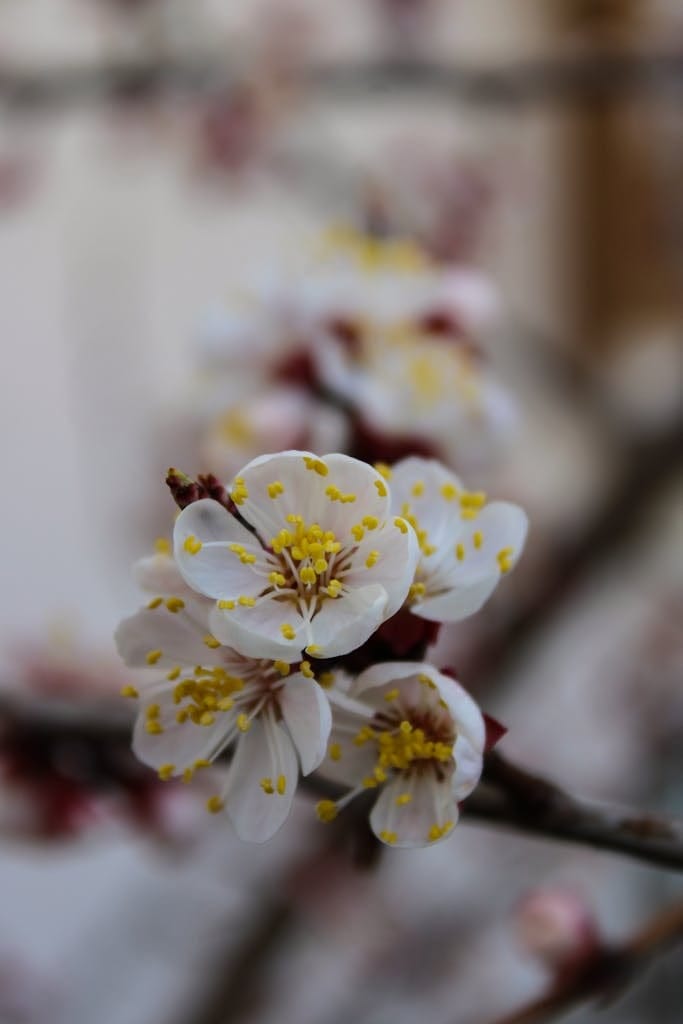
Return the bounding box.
[2,693,682,870]
[485,899,683,1024]
[1,52,682,113]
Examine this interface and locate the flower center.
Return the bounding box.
[268,515,349,604]
[354,704,455,785]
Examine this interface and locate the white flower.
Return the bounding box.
[389,456,528,622]
[316,662,485,848]
[314,319,515,467]
[200,386,348,481]
[115,581,331,843]
[173,451,420,662]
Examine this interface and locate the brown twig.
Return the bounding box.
[485,899,683,1024]
[1,52,682,113]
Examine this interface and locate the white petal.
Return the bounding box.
[451,731,484,801]
[222,715,298,843]
[132,688,232,772]
[351,661,427,701]
[414,572,500,623]
[115,602,217,669]
[341,517,420,619]
[370,774,459,848]
[424,669,486,754]
[307,584,388,659]
[174,499,266,600]
[390,457,465,549]
[133,554,191,597]
[209,598,305,662]
[279,674,332,775]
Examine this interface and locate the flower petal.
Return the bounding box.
[222,715,298,843]
[370,774,459,848]
[413,573,500,623]
[132,688,231,773]
[341,517,420,619]
[423,668,486,754]
[115,602,217,669]
[209,597,305,662]
[133,554,192,597]
[390,457,465,550]
[174,499,266,600]
[307,584,388,659]
[279,674,332,775]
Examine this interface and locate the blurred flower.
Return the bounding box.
[200,386,348,480]
[173,451,419,661]
[516,887,600,974]
[116,553,332,842]
[316,661,485,847]
[389,456,528,622]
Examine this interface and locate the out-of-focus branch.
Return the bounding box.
[485,899,683,1024]
[1,692,681,869]
[0,52,682,112]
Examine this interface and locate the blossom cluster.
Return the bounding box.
[194,228,515,479]
[116,450,527,846]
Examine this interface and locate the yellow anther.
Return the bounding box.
[199,711,215,726]
[217,697,234,711]
[167,666,181,681]
[473,531,483,549]
[374,478,388,497]
[399,720,413,735]
[373,766,387,783]
[394,518,408,534]
[286,513,303,524]
[497,547,514,573]
[428,824,442,842]
[268,571,286,587]
[316,800,338,823]
[154,537,171,555]
[379,830,397,845]
[194,758,211,769]
[182,768,194,783]
[157,764,175,781]
[326,579,342,598]
[218,599,235,610]
[460,509,478,520]
[329,742,342,761]
[362,516,379,530]
[300,566,316,585]
[276,774,287,795]
[411,481,425,497]
[461,491,487,508]
[145,720,163,735]
[305,644,322,656]
[183,535,202,555]
[396,793,412,806]
[418,673,436,688]
[237,713,251,732]
[165,597,185,613]
[455,543,465,561]
[203,634,220,649]
[374,463,392,480]
[300,660,314,678]
[384,688,399,702]
[280,623,296,640]
[340,492,356,503]
[441,483,459,501]
[146,649,162,665]
[325,484,342,501]
[238,595,256,607]
[120,684,139,699]
[303,456,328,476]
[362,776,378,789]
[408,582,426,602]
[206,796,225,814]
[176,709,189,724]
[147,596,163,609]
[314,558,328,574]
[274,660,290,677]
[230,478,249,505]
[260,777,274,794]
[319,671,335,688]
[350,524,365,542]
[267,481,284,499]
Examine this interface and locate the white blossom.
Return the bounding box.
[389,456,528,622]
[316,662,486,848]
[115,568,331,843]
[173,451,420,662]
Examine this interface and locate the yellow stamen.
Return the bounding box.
[183,535,202,555]
[316,800,338,822]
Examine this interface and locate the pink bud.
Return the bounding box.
[516,888,600,972]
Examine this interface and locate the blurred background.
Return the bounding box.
[0,1,681,1022]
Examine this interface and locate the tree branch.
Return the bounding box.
[485,899,683,1024]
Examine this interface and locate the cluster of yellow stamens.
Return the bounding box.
[355,719,453,780]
